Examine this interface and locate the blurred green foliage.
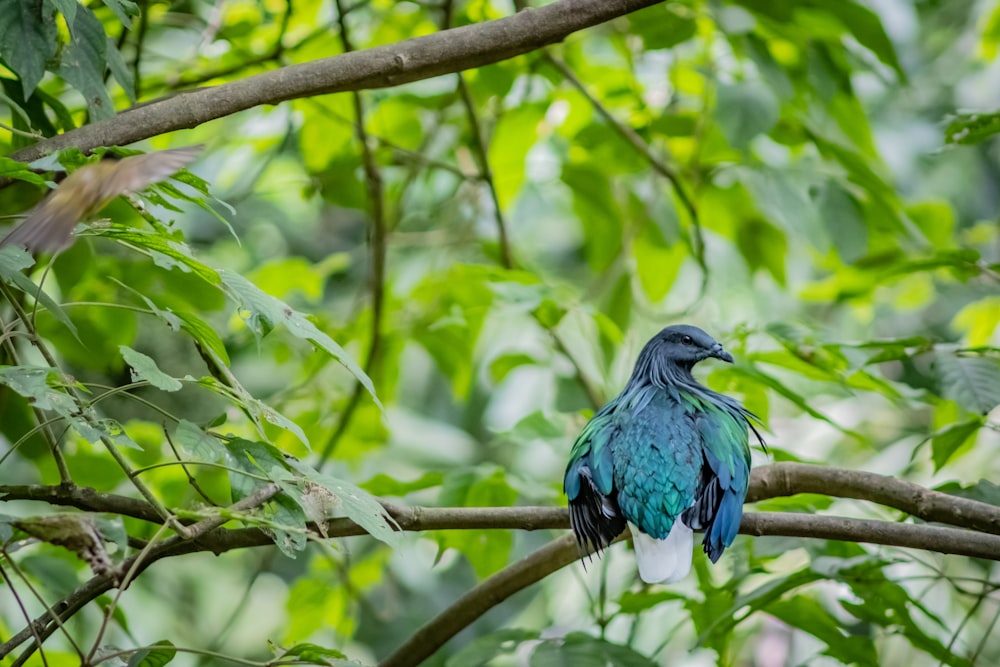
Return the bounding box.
[1,0,1000,665]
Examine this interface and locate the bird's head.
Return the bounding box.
[627,324,733,390]
[650,324,733,366]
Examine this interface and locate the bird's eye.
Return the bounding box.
[681,335,694,345]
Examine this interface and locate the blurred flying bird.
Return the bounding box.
[564,324,765,583]
[1,145,203,252]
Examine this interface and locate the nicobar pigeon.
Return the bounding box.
[563,325,765,583]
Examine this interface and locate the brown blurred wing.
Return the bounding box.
[0,145,203,253]
[98,145,203,199]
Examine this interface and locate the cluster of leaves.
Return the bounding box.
[1,0,1000,666]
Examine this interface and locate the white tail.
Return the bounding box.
[629,520,694,584]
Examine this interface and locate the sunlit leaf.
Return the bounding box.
[935,353,1000,415]
[220,270,380,410]
[931,419,983,471]
[120,345,182,392]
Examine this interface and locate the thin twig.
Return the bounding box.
[4,484,280,663]
[164,425,220,507]
[0,281,172,519]
[455,75,515,268]
[542,53,707,285]
[0,305,71,484]
[317,0,388,468]
[0,561,53,667]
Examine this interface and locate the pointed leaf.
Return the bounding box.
[931,419,983,470]
[220,270,380,409]
[120,345,182,392]
[127,640,176,667]
[936,353,1000,414]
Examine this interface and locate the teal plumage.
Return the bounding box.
[563,325,764,583]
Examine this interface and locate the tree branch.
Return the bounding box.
[8,0,667,165]
[748,462,1000,536]
[8,462,998,534]
[6,462,1000,660]
[317,0,389,467]
[0,484,166,524]
[379,513,1000,667]
[1,484,279,663]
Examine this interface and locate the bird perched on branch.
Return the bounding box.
[1,145,203,253]
[564,325,765,583]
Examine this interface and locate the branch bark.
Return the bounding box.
[7,461,999,534]
[1,484,279,664]
[748,462,1000,535]
[378,513,1000,667]
[5,463,1000,661]
[8,0,666,164]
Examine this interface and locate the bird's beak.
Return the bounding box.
[709,343,734,363]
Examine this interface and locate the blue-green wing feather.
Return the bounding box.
[682,401,754,561]
[564,403,627,553]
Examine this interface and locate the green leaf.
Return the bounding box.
[737,166,827,250]
[446,629,539,667]
[944,111,1000,146]
[0,0,57,96]
[283,457,400,548]
[695,566,823,645]
[936,479,1000,507]
[223,438,309,556]
[632,222,686,302]
[100,0,138,28]
[220,270,380,410]
[173,419,226,463]
[819,0,904,78]
[562,162,622,272]
[715,80,780,148]
[437,468,517,578]
[818,181,868,263]
[507,410,568,440]
[625,4,696,50]
[837,561,972,667]
[488,104,544,209]
[735,217,786,285]
[0,157,47,185]
[530,633,656,667]
[768,595,878,666]
[0,365,78,417]
[97,227,222,286]
[732,365,860,438]
[359,472,443,496]
[199,375,310,447]
[617,590,685,614]
[935,353,1000,415]
[58,5,115,120]
[273,641,347,664]
[174,310,230,366]
[931,419,983,471]
[105,36,135,102]
[119,345,182,392]
[488,352,538,383]
[127,640,176,667]
[0,246,78,338]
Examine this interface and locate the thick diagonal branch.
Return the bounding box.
[378,514,1000,667]
[9,0,667,165]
